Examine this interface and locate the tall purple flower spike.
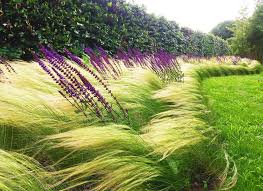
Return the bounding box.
[35,47,128,121]
[65,49,127,118]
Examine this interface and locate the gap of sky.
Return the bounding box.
[127,0,257,32]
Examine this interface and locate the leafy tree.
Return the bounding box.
[247,3,263,61]
[229,8,251,57]
[229,3,263,62]
[211,21,235,40]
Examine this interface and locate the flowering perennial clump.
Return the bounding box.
[35,46,184,120]
[35,47,127,121]
[115,49,183,82]
[84,47,122,79]
[83,47,183,82]
[64,48,128,119]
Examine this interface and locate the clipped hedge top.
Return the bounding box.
[0,0,230,59]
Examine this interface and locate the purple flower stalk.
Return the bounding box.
[65,48,127,118]
[36,47,127,121]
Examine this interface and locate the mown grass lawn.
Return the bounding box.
[202,73,263,191]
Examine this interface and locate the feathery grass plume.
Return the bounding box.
[0,57,16,74]
[0,61,99,150]
[44,124,150,164]
[107,67,169,130]
[0,59,5,80]
[143,67,207,159]
[178,54,257,67]
[0,62,77,150]
[0,149,52,191]
[41,65,219,191]
[0,57,16,82]
[44,124,199,191]
[51,151,162,191]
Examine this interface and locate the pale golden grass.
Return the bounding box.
[0,149,51,191]
[43,63,208,190]
[1,59,262,190]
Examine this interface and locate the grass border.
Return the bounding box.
[187,63,263,190]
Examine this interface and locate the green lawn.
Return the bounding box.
[202,74,263,191]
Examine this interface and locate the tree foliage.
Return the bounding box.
[229,17,251,56]
[0,0,230,59]
[247,3,263,62]
[211,21,234,40]
[229,3,263,62]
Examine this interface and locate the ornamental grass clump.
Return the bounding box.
[179,54,203,64]
[0,57,16,84]
[0,149,52,191]
[35,47,127,121]
[41,62,214,191]
[179,55,253,66]
[0,57,16,81]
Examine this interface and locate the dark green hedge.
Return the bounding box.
[0,0,230,59]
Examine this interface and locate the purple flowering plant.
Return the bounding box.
[35,46,184,121]
[35,47,128,121]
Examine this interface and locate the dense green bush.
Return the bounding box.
[0,0,230,59]
[181,27,230,56]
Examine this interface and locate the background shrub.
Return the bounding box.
[0,0,230,60]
